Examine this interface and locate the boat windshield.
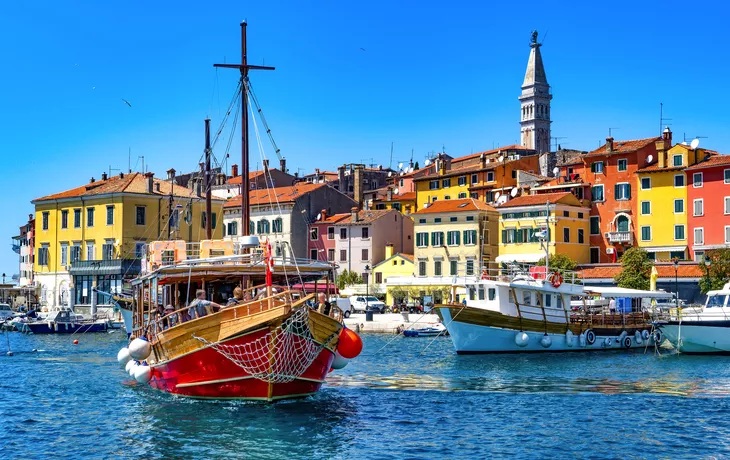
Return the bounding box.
[706,295,727,308]
[365,296,379,302]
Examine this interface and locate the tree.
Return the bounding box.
[387,286,409,305]
[614,247,652,290]
[699,248,730,293]
[414,161,420,170]
[536,254,577,273]
[337,269,363,290]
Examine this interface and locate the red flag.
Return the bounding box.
[265,241,274,286]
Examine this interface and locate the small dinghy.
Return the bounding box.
[403,324,447,337]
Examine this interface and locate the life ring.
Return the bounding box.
[641,330,650,341]
[480,270,489,280]
[550,271,563,288]
[585,329,596,345]
[623,336,632,348]
[653,330,663,344]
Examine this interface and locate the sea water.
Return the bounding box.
[2,331,730,458]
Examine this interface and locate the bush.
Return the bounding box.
[614,247,652,290]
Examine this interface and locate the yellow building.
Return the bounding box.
[372,191,417,216]
[371,243,414,305]
[635,136,710,261]
[496,192,590,264]
[32,172,224,309]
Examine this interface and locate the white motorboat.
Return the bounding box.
[657,284,730,354]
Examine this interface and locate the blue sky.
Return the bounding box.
[1,0,728,276]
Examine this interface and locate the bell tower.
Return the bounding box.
[519,30,552,154]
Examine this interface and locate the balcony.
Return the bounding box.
[606,231,633,244]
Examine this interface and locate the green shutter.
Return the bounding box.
[431,232,436,246]
[455,231,461,245]
[440,232,445,246]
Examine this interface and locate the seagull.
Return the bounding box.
[360,48,366,52]
[121,98,132,107]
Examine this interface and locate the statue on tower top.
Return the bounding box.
[531,30,538,45]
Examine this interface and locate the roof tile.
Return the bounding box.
[414,198,496,214]
[224,183,326,208]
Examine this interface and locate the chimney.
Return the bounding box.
[167,168,176,180]
[28,213,32,221]
[321,209,327,221]
[337,166,346,193]
[231,164,239,178]
[385,243,394,260]
[480,153,486,169]
[263,159,270,171]
[315,168,320,175]
[101,172,108,181]
[199,162,205,172]
[90,177,96,183]
[605,137,614,153]
[351,206,359,223]
[387,188,393,202]
[353,165,364,207]
[280,158,287,174]
[145,172,154,193]
[120,172,125,179]
[662,126,672,147]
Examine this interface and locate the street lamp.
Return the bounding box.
[672,258,680,310]
[364,264,371,312]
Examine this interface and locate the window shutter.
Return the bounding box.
[431,232,436,246]
[501,230,506,243]
[455,231,460,246]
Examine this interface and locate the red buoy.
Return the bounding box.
[337,328,363,359]
[73,339,79,345]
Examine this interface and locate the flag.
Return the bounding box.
[265,240,274,287]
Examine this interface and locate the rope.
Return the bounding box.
[373,311,436,354]
[419,305,466,356]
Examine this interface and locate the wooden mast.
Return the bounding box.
[204,118,212,240]
[214,22,275,238]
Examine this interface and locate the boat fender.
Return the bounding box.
[579,332,586,347]
[634,330,643,345]
[515,331,529,348]
[565,330,574,347]
[117,347,131,367]
[129,337,152,361]
[585,330,596,345]
[540,334,552,348]
[618,331,628,344]
[641,330,650,341]
[331,351,350,370]
[654,330,663,344]
[604,337,612,347]
[133,365,152,384]
[623,336,632,348]
[125,359,135,374]
[338,328,363,359]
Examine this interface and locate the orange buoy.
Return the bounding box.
[73,339,79,345]
[338,328,363,359]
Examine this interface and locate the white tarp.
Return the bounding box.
[495,253,545,263]
[583,285,673,299]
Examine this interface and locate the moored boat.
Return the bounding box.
[403,324,447,337]
[25,307,109,334]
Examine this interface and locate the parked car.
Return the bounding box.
[335,297,352,318]
[349,296,386,313]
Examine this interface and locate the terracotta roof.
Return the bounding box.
[415,198,496,214]
[224,183,326,208]
[312,209,395,225]
[685,154,730,171]
[497,192,581,208]
[584,137,660,158]
[453,145,535,164]
[227,169,285,185]
[373,191,416,202]
[399,253,414,262]
[635,163,685,173]
[33,172,206,202]
[580,264,702,279]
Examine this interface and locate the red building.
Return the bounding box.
[582,136,660,264]
[686,154,730,261]
[307,210,348,263]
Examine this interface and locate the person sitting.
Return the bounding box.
[188,289,222,319]
[316,292,331,316]
[227,287,244,307]
[162,305,177,330]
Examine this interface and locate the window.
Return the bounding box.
[442,178,451,188]
[674,225,685,241]
[563,211,570,217]
[431,232,444,247]
[416,232,429,247]
[695,228,704,245]
[249,221,255,234]
[361,249,369,261]
[693,172,703,188]
[486,171,495,182]
[134,242,145,259]
[618,159,628,171]
[726,226,730,244]
[478,286,485,300]
[590,216,600,235]
[310,249,318,260]
[418,260,427,276]
[70,243,81,263]
[591,185,604,202]
[444,195,451,200]
[641,226,652,242]
[450,217,457,223]
[361,227,369,239]
[60,243,68,266]
[458,176,467,186]
[590,247,600,264]
[257,219,270,234]
[135,206,146,225]
[471,174,479,184]
[102,240,114,260]
[544,294,552,308]
[615,183,630,200]
[227,221,238,236]
[488,288,496,301]
[340,228,347,239]
[434,218,442,223]
[726,197,730,215]
[38,244,49,266]
[639,201,651,215]
[447,231,460,246]
[327,249,335,261]
[272,218,283,233]
[393,203,402,212]
[42,212,49,230]
[458,192,467,199]
[418,218,426,224]
[466,216,475,222]
[466,259,474,276]
[434,260,442,276]
[429,180,439,190]
[463,230,477,245]
[673,155,683,167]
[591,162,604,174]
[674,174,685,187]
[106,206,114,225]
[87,208,95,227]
[725,169,730,184]
[340,250,347,262]
[641,177,651,190]
[578,229,584,244]
[327,227,335,240]
[310,227,318,240]
[563,227,570,243]
[375,272,383,284]
[86,241,95,260]
[674,199,684,214]
[450,260,458,276]
[61,210,68,229]
[693,199,704,217]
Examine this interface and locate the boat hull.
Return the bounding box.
[26,321,108,334]
[438,306,655,353]
[659,322,730,354]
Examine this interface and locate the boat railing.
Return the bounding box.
[570,310,651,328]
[652,305,730,322]
[477,264,583,285]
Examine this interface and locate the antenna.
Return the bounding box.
[550,136,567,151]
[690,139,700,150]
[389,142,393,169]
[608,127,620,138]
[659,102,672,135]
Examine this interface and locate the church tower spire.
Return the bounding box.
[519,30,552,155]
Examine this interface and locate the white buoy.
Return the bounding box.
[579,332,587,347]
[565,330,574,347]
[515,331,529,348]
[117,347,131,367]
[641,330,650,341]
[128,337,151,361]
[618,331,628,344]
[128,362,139,377]
[540,334,552,348]
[634,330,643,345]
[331,351,350,370]
[125,359,135,374]
[134,365,152,383]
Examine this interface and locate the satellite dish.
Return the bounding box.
[387,171,392,177]
[497,156,504,163]
[316,213,322,221]
[552,167,560,176]
[425,159,431,166]
[691,138,700,150]
[399,171,404,176]
[646,154,654,164]
[398,162,403,169]
[495,192,501,200]
[344,170,351,176]
[394,188,399,195]
[408,166,414,173]
[498,195,508,205]
[510,188,518,197]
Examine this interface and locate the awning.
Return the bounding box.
[495,253,545,263]
[583,286,673,299]
[643,246,687,253]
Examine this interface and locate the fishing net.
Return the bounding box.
[195,308,335,384]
